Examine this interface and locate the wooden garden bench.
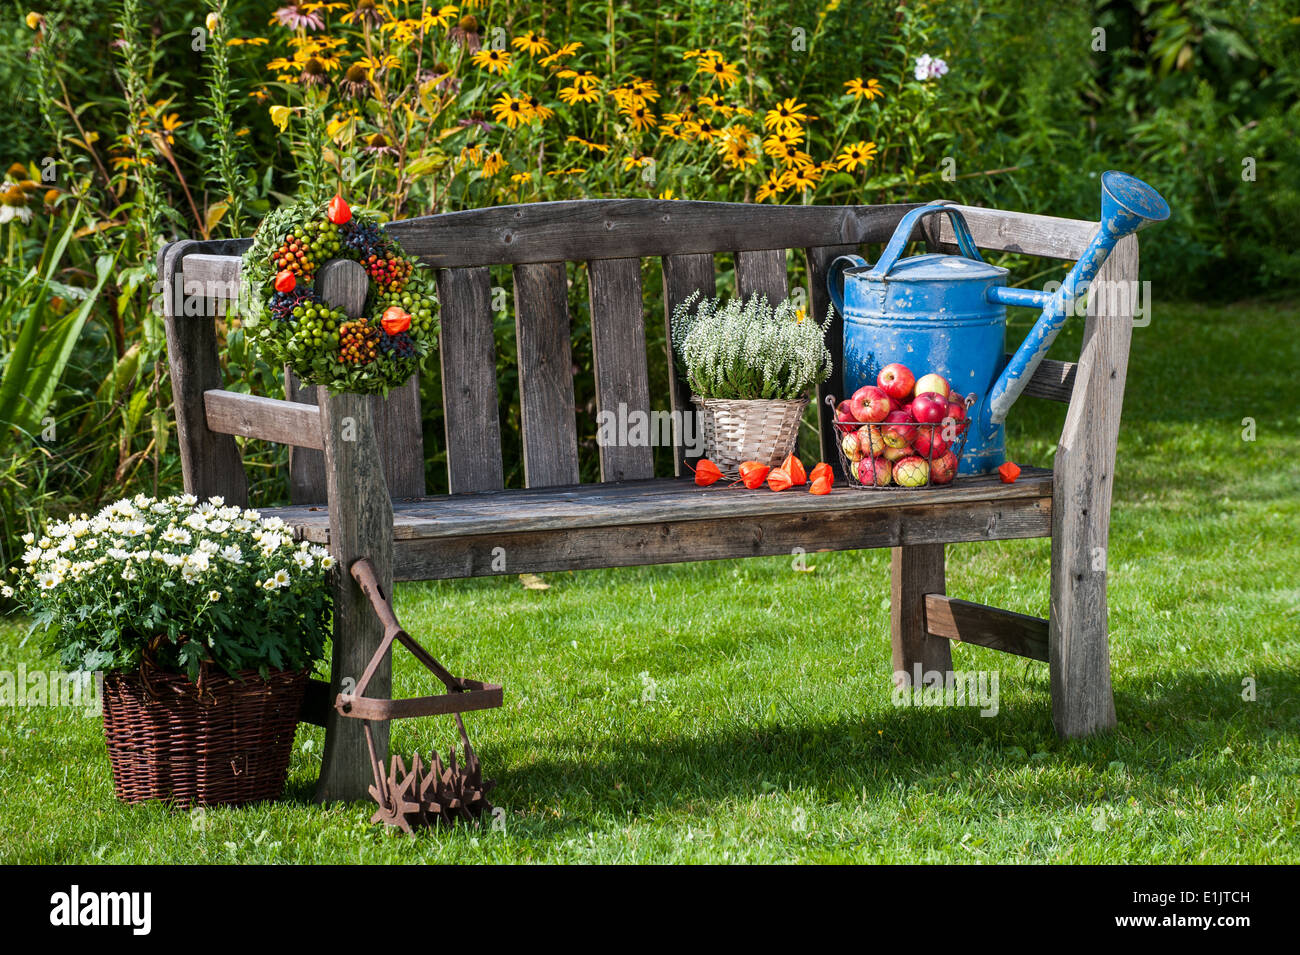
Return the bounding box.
[161,198,1139,801]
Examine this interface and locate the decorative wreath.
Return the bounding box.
[240,194,438,396]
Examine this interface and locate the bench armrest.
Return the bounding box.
[203,390,324,450]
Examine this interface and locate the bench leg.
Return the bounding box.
[890,544,952,687]
[314,388,394,803]
[1048,527,1117,738]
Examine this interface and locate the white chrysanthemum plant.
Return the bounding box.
[9,494,334,679]
[670,291,833,400]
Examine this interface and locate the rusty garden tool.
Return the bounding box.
[339,558,503,832]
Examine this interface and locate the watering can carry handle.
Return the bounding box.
[867,204,984,280]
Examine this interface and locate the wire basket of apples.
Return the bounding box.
[830,363,973,489]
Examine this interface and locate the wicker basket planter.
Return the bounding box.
[101,666,308,808]
[693,396,808,473]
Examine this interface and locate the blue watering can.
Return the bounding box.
[828,170,1169,474]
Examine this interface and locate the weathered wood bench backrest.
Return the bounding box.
[164,198,1133,505]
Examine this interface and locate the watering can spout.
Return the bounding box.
[983,171,1169,428]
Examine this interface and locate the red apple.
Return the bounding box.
[912,426,949,459]
[882,410,917,448]
[850,385,892,423]
[877,363,916,402]
[893,455,930,487]
[911,392,948,424]
[841,431,864,462]
[857,456,892,487]
[930,450,959,484]
[857,424,887,456]
[882,444,910,462]
[914,373,950,399]
[835,400,857,433]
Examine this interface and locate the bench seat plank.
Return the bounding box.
[265,466,1051,545]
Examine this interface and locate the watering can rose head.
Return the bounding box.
[827,171,1169,474]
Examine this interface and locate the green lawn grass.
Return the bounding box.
[1,299,1297,863]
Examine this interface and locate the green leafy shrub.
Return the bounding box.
[670,292,831,400]
[9,494,333,677]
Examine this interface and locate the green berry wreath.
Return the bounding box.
[240,194,438,396]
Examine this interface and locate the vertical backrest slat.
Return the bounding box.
[588,257,654,482]
[318,259,426,498]
[436,266,505,493]
[735,249,789,302]
[513,261,581,487]
[164,240,249,506]
[285,368,327,503]
[805,244,860,474]
[661,252,716,476]
[369,377,426,497]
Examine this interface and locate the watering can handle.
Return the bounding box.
[826,253,870,317]
[867,204,984,280]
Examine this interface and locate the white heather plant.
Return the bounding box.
[8,495,334,678]
[670,292,833,400]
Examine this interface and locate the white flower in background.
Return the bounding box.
[208,590,222,602]
[161,526,192,545]
[262,517,285,532]
[122,565,138,581]
[198,539,220,554]
[273,569,291,588]
[262,577,279,591]
[184,550,211,572]
[21,532,34,546]
[293,551,314,570]
[48,522,69,538]
[208,519,230,533]
[179,493,198,507]
[22,547,40,565]
[151,502,170,514]
[1,584,13,598]
[37,571,61,590]
[69,520,89,537]
[220,545,243,564]
[208,496,225,507]
[183,512,209,531]
[107,548,129,561]
[162,553,183,568]
[319,554,335,570]
[914,54,949,81]
[242,509,260,522]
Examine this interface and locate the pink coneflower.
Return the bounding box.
[361,133,396,155]
[418,64,461,94]
[457,112,493,133]
[346,0,383,29]
[273,6,325,31]
[340,63,370,99]
[448,15,482,52]
[299,57,329,88]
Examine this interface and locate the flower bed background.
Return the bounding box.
[0,0,1296,565]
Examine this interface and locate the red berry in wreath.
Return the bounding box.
[327,194,352,225]
[274,269,296,293]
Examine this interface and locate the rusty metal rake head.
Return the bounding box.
[340,559,502,833]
